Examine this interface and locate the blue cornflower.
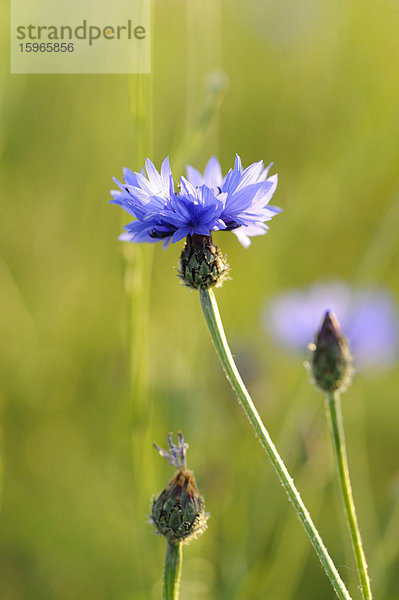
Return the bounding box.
[111,155,280,248]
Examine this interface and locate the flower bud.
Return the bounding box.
[311,311,352,393]
[178,234,229,289]
[151,433,208,544]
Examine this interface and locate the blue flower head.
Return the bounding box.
[111,155,280,248]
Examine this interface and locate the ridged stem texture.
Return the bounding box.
[163,542,183,600]
[199,288,352,600]
[327,392,373,600]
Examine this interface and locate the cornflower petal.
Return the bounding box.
[172,227,192,243]
[204,156,223,188]
[222,155,243,195]
[123,168,140,187]
[185,165,204,188]
[258,162,273,181]
[233,223,269,247]
[160,156,174,196]
[236,160,265,189]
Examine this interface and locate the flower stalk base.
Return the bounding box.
[163,541,183,600]
[326,392,373,600]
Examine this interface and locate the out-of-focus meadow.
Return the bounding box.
[1,0,399,598]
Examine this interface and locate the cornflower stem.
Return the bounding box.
[163,541,183,600]
[326,391,373,600]
[199,288,352,600]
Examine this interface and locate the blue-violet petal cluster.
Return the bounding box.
[111,155,279,247]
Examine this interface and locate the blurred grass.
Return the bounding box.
[1,0,399,598]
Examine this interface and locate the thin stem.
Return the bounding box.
[327,392,373,600]
[199,288,352,600]
[163,542,183,600]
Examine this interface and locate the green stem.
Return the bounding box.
[199,288,352,600]
[163,542,183,600]
[327,392,373,600]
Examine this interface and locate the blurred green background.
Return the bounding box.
[1,0,399,598]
